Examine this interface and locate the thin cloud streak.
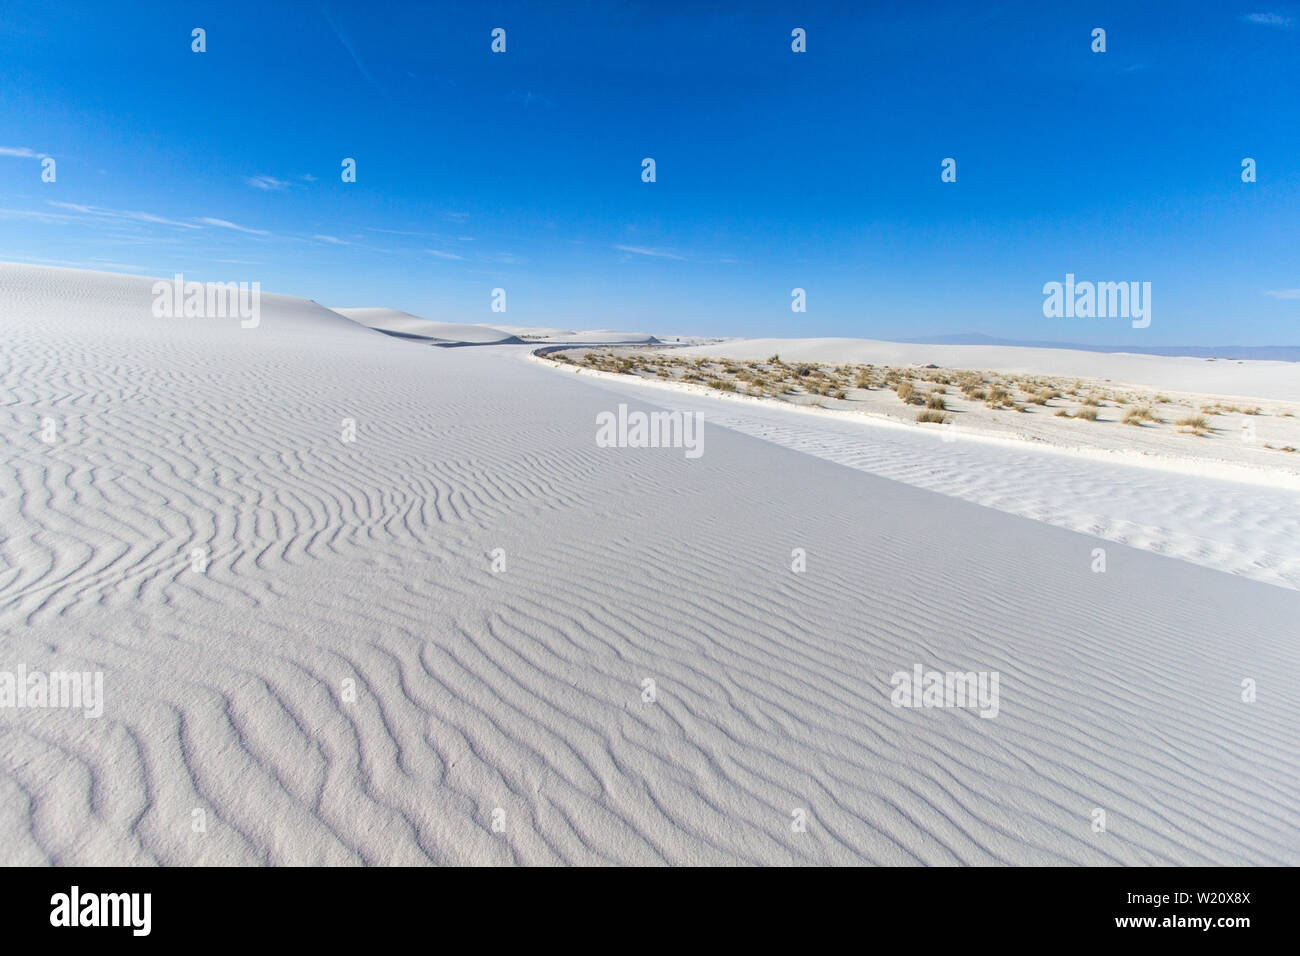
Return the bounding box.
[615,244,685,260]
[195,217,271,236]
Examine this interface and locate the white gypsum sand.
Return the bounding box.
[2,264,1298,865]
[331,308,523,344]
[676,337,1300,403]
[538,349,1300,589]
[543,348,1300,482]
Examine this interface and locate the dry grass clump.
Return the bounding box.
[707,378,736,392]
[1176,415,1211,435]
[915,409,950,423]
[1123,407,1158,426]
[985,384,1016,409]
[925,392,947,410]
[1073,405,1099,421]
[1200,403,1262,416]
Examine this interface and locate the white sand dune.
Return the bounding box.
[508,327,659,345]
[331,307,521,345]
[681,337,1300,403]
[2,264,1298,865]
[541,357,1300,590]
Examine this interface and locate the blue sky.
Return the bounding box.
[1,0,1297,344]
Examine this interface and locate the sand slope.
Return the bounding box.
[331,307,521,345]
[541,355,1300,589]
[2,265,1297,865]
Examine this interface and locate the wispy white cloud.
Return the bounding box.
[47,201,200,229]
[425,249,465,260]
[0,207,81,225]
[365,226,424,237]
[313,234,350,245]
[1241,12,1296,27]
[1264,288,1300,299]
[0,146,46,158]
[615,244,684,260]
[195,217,271,236]
[246,174,291,191]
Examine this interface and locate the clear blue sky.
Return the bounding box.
[1,1,1297,344]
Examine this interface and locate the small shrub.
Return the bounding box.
[916,409,949,423]
[985,385,1012,408]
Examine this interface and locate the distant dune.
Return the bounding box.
[330,307,522,345]
[899,333,1300,363]
[500,326,660,345]
[679,337,1300,403]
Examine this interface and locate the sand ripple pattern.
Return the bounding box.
[2,266,1298,865]
[569,367,1300,590]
